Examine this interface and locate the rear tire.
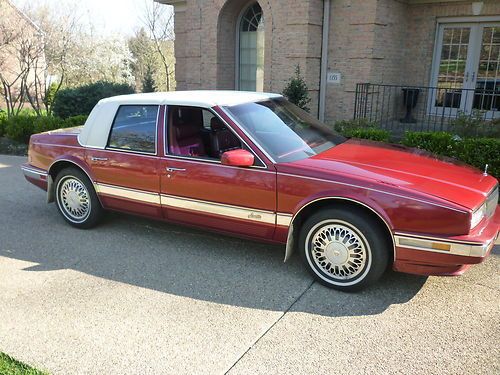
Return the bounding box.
[54,167,103,229]
[299,207,390,292]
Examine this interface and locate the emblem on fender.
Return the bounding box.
[248,213,262,220]
[484,164,489,176]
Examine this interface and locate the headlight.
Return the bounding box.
[471,203,486,229]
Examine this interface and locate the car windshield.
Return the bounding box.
[223,98,345,163]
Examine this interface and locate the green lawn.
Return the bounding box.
[0,352,49,375]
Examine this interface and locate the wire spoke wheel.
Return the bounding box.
[304,217,374,288]
[300,208,389,291]
[58,177,91,223]
[310,223,367,280]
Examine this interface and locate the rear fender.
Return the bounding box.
[47,155,96,203]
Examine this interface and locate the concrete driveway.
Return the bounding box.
[0,154,499,375]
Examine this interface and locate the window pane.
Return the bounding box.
[224,98,345,163]
[168,106,242,159]
[239,2,264,92]
[108,105,158,153]
[473,26,500,111]
[435,26,470,108]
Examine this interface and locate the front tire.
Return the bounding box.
[299,207,390,292]
[54,167,103,229]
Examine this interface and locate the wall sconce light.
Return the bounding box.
[472,2,484,16]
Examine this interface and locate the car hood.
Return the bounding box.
[286,139,497,210]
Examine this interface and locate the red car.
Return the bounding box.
[22,91,499,291]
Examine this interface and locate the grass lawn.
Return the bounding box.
[0,352,49,375]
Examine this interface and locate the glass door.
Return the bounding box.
[470,25,500,117]
[431,22,500,118]
[431,25,475,116]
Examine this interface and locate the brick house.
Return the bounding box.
[156,0,500,126]
[0,0,44,113]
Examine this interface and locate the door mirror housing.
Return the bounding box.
[221,149,254,167]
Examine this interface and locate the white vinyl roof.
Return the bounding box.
[79,90,282,149]
[99,90,282,108]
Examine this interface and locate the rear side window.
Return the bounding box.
[108,105,158,154]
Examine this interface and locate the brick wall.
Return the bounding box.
[169,0,500,123]
[172,0,324,116]
[324,0,500,123]
[324,0,408,123]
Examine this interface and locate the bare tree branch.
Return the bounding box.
[141,0,175,91]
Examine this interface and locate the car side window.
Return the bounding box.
[168,106,242,159]
[108,105,158,154]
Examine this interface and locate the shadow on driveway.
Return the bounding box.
[1,159,428,318]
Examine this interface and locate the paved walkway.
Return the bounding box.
[0,155,499,374]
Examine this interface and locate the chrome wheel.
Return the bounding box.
[57,177,91,223]
[306,220,371,285]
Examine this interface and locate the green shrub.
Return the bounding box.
[53,81,134,118]
[344,127,390,142]
[402,131,499,177]
[282,65,311,112]
[16,108,41,116]
[4,115,80,144]
[333,118,389,141]
[33,116,64,134]
[488,118,500,138]
[44,82,59,109]
[63,114,88,127]
[0,110,7,137]
[454,138,500,178]
[449,111,500,138]
[401,131,456,157]
[142,65,156,93]
[334,118,380,134]
[5,115,36,143]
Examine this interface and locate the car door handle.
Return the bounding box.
[91,157,109,162]
[166,167,186,172]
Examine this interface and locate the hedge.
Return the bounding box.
[4,114,88,144]
[0,111,6,137]
[343,127,390,142]
[52,81,134,119]
[402,131,499,178]
[62,114,89,127]
[448,111,500,138]
[401,131,456,157]
[333,118,390,142]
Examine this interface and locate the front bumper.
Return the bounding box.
[393,206,499,276]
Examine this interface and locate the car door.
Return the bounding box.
[87,104,163,218]
[159,105,277,239]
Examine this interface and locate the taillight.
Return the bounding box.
[28,137,32,163]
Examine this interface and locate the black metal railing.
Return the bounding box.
[354,83,500,135]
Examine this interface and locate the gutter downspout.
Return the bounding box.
[318,0,330,122]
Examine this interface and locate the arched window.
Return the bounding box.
[238,2,264,91]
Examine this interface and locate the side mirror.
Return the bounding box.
[221,149,254,167]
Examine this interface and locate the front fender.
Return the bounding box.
[284,192,396,262]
